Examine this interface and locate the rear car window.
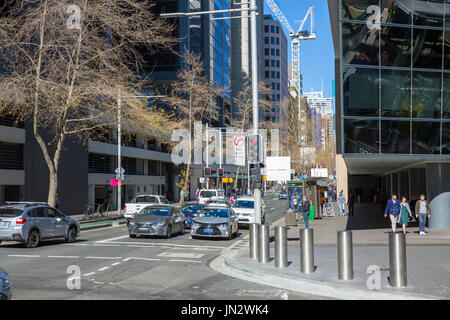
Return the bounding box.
[200,191,216,198]
[135,196,156,203]
[160,197,170,204]
[0,208,23,217]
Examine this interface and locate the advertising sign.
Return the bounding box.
[233,136,245,166]
[266,156,291,182]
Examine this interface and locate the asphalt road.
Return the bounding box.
[0,194,323,300]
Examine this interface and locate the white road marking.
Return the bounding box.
[111,262,121,266]
[158,252,204,259]
[169,259,202,263]
[122,258,131,262]
[95,235,129,243]
[61,243,88,246]
[97,240,226,250]
[93,244,121,247]
[86,256,122,260]
[128,257,161,261]
[126,245,155,248]
[47,256,79,259]
[98,267,110,271]
[7,254,40,258]
[83,272,96,277]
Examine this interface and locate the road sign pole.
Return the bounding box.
[206,123,209,189]
[117,89,122,215]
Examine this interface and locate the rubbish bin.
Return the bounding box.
[308,205,314,220]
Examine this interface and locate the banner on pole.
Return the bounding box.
[233,136,245,166]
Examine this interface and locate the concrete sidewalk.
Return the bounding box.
[211,203,450,300]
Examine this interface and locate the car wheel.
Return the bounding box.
[227,227,233,240]
[166,225,172,239]
[180,224,185,235]
[25,230,40,248]
[66,226,77,243]
[129,234,137,238]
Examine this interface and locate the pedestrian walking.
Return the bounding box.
[299,195,311,229]
[399,196,412,234]
[415,194,431,235]
[347,190,355,216]
[337,190,346,216]
[384,194,401,232]
[195,187,200,203]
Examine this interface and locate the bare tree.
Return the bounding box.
[0,0,178,206]
[229,81,271,188]
[159,51,220,204]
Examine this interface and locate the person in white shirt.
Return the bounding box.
[414,194,431,235]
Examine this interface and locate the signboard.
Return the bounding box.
[222,177,229,183]
[233,136,245,166]
[266,156,291,182]
[323,203,335,217]
[311,168,328,178]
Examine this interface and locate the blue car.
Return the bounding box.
[181,204,204,228]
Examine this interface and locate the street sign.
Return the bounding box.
[266,156,291,182]
[233,136,245,166]
[115,167,125,175]
[222,177,229,183]
[311,168,328,178]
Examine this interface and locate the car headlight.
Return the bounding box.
[153,221,166,226]
[192,222,200,228]
[1,274,10,288]
[129,221,135,226]
[216,223,228,228]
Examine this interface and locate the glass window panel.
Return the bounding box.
[411,121,441,154]
[412,28,444,69]
[412,71,441,118]
[380,26,412,67]
[446,3,450,27]
[413,0,444,27]
[381,0,413,25]
[342,22,380,66]
[344,119,379,154]
[444,73,450,117]
[442,122,450,153]
[381,70,411,117]
[381,120,411,154]
[343,66,380,116]
[444,31,450,70]
[342,0,380,21]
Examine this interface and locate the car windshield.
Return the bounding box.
[198,209,229,218]
[200,191,216,198]
[138,208,170,216]
[182,205,202,213]
[135,196,156,203]
[233,200,254,209]
[0,208,23,217]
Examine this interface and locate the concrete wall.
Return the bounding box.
[336,154,348,198]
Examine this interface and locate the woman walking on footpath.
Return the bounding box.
[399,197,412,234]
[337,190,346,216]
[415,194,431,235]
[384,194,401,232]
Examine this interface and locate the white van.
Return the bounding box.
[197,189,224,204]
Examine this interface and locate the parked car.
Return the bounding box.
[0,268,12,300]
[128,206,185,238]
[232,196,265,225]
[0,202,80,248]
[191,205,238,240]
[181,204,204,228]
[124,195,171,225]
[197,189,225,204]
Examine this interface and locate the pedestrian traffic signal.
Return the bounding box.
[218,168,224,177]
[203,167,211,177]
[247,134,263,164]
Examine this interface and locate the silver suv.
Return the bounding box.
[0,202,80,248]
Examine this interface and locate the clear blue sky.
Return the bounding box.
[263,0,334,98]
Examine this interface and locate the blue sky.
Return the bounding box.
[263,0,335,98]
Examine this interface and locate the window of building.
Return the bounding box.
[271,71,275,78]
[343,66,379,117]
[381,69,411,117]
[265,71,270,78]
[271,60,275,67]
[276,26,279,34]
[271,82,275,90]
[271,48,275,56]
[271,25,274,33]
[276,60,280,68]
[265,48,269,55]
[265,60,269,67]
[277,83,280,90]
[277,94,280,101]
[265,37,269,44]
[344,119,379,154]
[381,120,411,154]
[271,37,274,44]
[276,37,279,45]
[264,25,269,33]
[276,72,280,79]
[276,49,280,56]
[411,121,441,154]
[412,71,441,119]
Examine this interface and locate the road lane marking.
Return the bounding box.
[98,267,110,271]
[48,256,80,259]
[61,243,88,246]
[158,252,204,259]
[111,262,121,266]
[126,245,155,248]
[128,257,161,261]
[97,241,226,250]
[7,254,40,258]
[93,244,121,247]
[95,235,130,243]
[169,259,202,263]
[83,272,96,277]
[86,256,122,260]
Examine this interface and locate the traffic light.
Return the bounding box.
[203,167,211,177]
[218,168,224,177]
[247,134,263,164]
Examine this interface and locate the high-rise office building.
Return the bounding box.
[329,0,450,229]
[303,90,334,115]
[263,14,289,123]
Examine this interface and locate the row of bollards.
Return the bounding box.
[249,223,407,287]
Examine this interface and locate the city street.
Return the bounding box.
[0,194,323,300]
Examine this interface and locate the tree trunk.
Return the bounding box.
[48,170,58,206]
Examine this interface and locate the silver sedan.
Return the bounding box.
[191,205,239,240]
[128,206,185,238]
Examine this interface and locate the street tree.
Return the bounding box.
[0,0,178,206]
[159,51,220,204]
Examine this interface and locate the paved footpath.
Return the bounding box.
[211,203,450,300]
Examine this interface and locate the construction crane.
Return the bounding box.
[265,1,316,114]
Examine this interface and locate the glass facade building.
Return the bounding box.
[330,0,450,229]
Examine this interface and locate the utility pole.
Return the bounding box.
[117,89,122,214]
[206,123,209,189]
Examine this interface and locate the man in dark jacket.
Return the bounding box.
[384,194,400,232]
[299,195,311,229]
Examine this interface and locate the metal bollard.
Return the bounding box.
[275,225,288,268]
[300,228,314,273]
[258,224,270,263]
[389,232,407,287]
[337,230,354,280]
[249,223,260,260]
